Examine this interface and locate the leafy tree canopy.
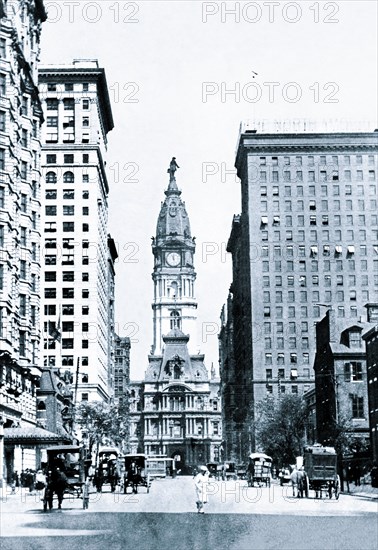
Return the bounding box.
[254,394,309,467]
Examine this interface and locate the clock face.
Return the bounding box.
[166,252,180,267]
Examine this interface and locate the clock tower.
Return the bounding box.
[151,161,197,355]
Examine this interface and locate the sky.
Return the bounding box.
[39,0,378,379]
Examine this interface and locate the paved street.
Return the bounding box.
[1,477,377,550]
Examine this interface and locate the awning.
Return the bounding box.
[347,245,355,254]
[261,216,268,224]
[4,426,72,445]
[335,245,342,253]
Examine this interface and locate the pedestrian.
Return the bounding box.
[194,465,210,514]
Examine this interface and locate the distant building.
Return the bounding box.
[221,126,378,458]
[0,0,47,482]
[129,166,222,470]
[314,309,370,449]
[113,335,130,405]
[362,304,378,463]
[38,60,115,403]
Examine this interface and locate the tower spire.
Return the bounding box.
[151,160,197,355]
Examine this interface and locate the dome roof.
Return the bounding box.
[156,177,191,240]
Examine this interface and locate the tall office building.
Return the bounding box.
[221,124,378,459]
[0,0,47,481]
[38,60,115,403]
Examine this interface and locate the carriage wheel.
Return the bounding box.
[328,482,333,499]
[334,476,340,500]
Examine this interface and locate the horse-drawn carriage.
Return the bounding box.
[122,453,151,494]
[96,447,121,492]
[247,453,272,487]
[41,445,88,510]
[303,445,340,499]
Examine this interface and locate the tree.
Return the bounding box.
[77,401,130,460]
[253,394,310,466]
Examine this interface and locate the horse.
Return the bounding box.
[43,468,68,511]
[123,463,143,494]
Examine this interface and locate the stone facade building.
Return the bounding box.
[362,304,378,463]
[314,309,370,448]
[221,126,378,459]
[129,167,222,471]
[38,60,115,403]
[0,0,47,484]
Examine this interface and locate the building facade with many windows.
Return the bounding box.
[221,127,378,459]
[0,0,48,482]
[38,60,115,403]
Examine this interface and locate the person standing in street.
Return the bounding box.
[194,465,210,514]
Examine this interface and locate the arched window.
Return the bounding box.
[170,310,181,330]
[46,171,57,183]
[63,171,74,183]
[37,400,46,411]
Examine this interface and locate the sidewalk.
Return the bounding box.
[341,482,378,500]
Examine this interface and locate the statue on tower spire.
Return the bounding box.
[167,157,180,182]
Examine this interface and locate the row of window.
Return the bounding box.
[260,244,378,259]
[45,172,91,184]
[262,289,370,304]
[44,339,90,350]
[44,255,91,266]
[261,183,377,198]
[261,228,378,242]
[46,189,89,200]
[266,384,299,395]
[265,354,309,365]
[44,271,89,284]
[46,132,90,144]
[258,154,376,166]
[44,222,90,233]
[44,238,90,250]
[259,169,375,183]
[44,305,89,316]
[262,259,378,273]
[263,274,375,288]
[46,116,90,127]
[45,98,90,110]
[46,83,90,92]
[44,355,89,368]
[0,227,38,249]
[45,205,89,215]
[0,152,33,179]
[263,304,364,319]
[262,208,377,223]
[46,154,90,164]
[44,288,89,299]
[265,366,311,377]
[0,182,38,206]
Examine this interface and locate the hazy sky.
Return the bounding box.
[40,1,378,379]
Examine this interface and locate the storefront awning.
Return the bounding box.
[4,426,71,445]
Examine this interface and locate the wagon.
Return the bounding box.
[303,445,340,499]
[122,453,151,494]
[247,453,272,487]
[97,447,121,492]
[41,445,88,509]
